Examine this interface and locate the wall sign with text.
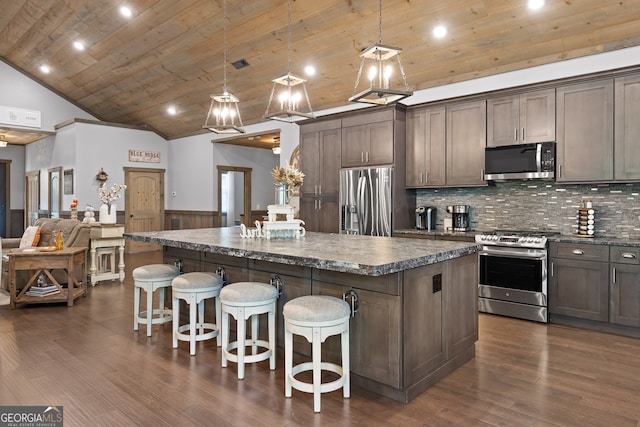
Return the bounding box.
[129,149,160,163]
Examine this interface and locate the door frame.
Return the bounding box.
[124,167,165,252]
[0,159,10,236]
[48,166,63,218]
[25,170,39,227]
[217,166,251,227]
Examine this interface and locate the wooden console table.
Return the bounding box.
[89,224,125,286]
[8,247,88,309]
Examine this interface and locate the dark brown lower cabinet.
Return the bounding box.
[163,246,478,403]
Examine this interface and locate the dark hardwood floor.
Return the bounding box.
[1,251,639,426]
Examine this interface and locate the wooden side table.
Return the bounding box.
[89,224,125,286]
[8,247,88,309]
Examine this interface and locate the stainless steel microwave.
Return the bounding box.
[484,142,555,181]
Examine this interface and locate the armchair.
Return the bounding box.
[1,218,91,291]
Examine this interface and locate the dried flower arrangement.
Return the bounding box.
[271,165,304,188]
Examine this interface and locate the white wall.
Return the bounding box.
[0,60,95,132]
[25,121,167,211]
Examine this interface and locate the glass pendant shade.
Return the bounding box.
[203,92,244,134]
[349,44,412,105]
[265,73,314,121]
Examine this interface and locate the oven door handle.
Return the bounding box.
[479,250,546,260]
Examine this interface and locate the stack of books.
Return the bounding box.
[25,284,61,297]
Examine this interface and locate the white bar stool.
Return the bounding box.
[133,264,180,337]
[219,282,278,379]
[172,272,224,355]
[284,295,351,413]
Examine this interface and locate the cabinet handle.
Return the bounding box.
[419,172,423,183]
[318,185,322,195]
[318,199,322,210]
[572,249,584,255]
[559,165,562,178]
[426,171,429,183]
[612,267,617,284]
[514,128,518,141]
[361,152,365,163]
[314,199,318,210]
[215,266,228,285]
[366,152,369,163]
[342,289,359,317]
[270,274,284,297]
[481,169,484,180]
[622,253,637,259]
[522,128,525,140]
[550,262,554,277]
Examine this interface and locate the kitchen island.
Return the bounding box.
[124,227,480,402]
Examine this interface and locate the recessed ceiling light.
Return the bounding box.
[40,65,51,74]
[433,25,447,39]
[528,0,544,10]
[120,6,133,18]
[73,41,85,51]
[304,65,316,76]
[167,106,177,115]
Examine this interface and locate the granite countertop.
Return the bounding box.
[124,227,481,276]
[394,229,481,239]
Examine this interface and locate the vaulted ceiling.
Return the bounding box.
[2,0,640,144]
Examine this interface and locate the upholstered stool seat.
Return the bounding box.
[172,272,224,355]
[133,264,180,337]
[219,282,278,379]
[284,295,351,413]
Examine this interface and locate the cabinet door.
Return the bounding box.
[446,100,486,186]
[445,253,478,357]
[341,125,368,167]
[487,95,519,147]
[315,281,401,388]
[318,128,341,196]
[610,263,640,327]
[521,89,556,144]
[614,75,640,181]
[366,120,394,165]
[406,107,445,187]
[300,130,321,197]
[556,80,614,182]
[403,263,445,383]
[549,257,609,321]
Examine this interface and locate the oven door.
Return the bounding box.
[478,247,547,306]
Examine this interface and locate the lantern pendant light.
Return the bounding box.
[349,0,413,105]
[203,0,245,134]
[264,0,314,121]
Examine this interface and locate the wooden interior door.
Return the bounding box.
[124,167,165,253]
[48,166,62,218]
[25,171,39,227]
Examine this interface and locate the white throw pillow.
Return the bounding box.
[19,226,41,248]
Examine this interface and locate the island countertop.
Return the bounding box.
[124,227,480,276]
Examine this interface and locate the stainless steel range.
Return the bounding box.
[475,230,559,323]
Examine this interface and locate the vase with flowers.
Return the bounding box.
[272,165,304,205]
[99,182,126,224]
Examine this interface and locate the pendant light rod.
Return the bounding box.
[203,0,245,134]
[264,0,314,121]
[348,0,412,105]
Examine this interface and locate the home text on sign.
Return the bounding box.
[129,149,160,163]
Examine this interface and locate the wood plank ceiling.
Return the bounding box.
[1,0,640,144]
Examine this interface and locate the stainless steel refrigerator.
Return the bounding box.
[339,167,393,236]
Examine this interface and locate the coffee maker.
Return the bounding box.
[446,205,470,231]
[415,206,436,230]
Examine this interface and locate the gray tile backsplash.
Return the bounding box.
[416,181,640,238]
